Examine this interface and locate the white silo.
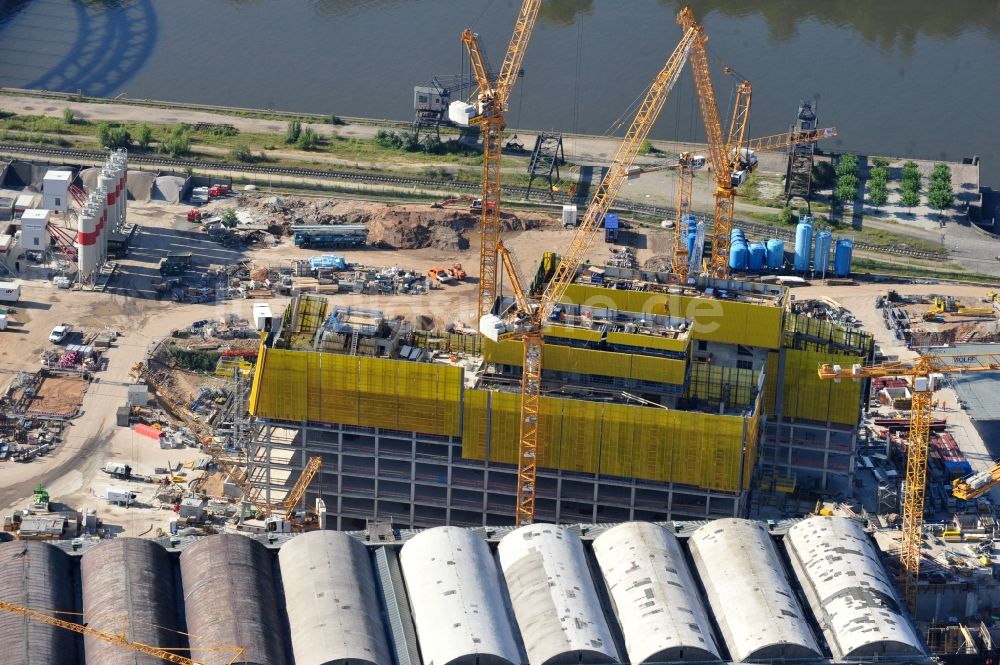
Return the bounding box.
[77,206,98,279]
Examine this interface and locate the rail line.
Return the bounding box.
[0,142,947,261]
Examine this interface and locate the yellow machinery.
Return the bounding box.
[924,296,995,321]
[0,599,245,664]
[130,362,321,526]
[485,16,698,526]
[460,0,542,322]
[818,351,1000,610]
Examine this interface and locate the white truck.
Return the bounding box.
[0,281,20,303]
[103,462,132,479]
[104,486,137,506]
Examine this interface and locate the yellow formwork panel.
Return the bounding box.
[779,349,862,426]
[742,391,763,490]
[629,355,686,385]
[606,331,689,353]
[688,363,757,407]
[460,391,749,493]
[462,390,490,460]
[543,324,603,342]
[482,339,523,366]
[251,349,461,436]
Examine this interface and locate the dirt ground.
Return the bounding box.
[25,375,88,416]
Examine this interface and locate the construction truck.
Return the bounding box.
[428,267,456,285]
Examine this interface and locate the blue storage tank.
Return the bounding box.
[729,228,749,271]
[794,218,813,272]
[813,230,832,275]
[748,242,766,272]
[765,239,784,270]
[834,238,853,277]
[685,214,697,256]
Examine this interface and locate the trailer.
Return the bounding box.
[292,224,368,248]
[104,486,136,505]
[0,281,20,303]
[159,252,193,275]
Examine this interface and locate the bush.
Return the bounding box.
[325,114,345,125]
[96,122,132,149]
[296,127,319,150]
[285,120,302,144]
[61,107,75,124]
[421,134,443,154]
[871,156,891,168]
[167,346,220,372]
[220,208,238,227]
[159,125,190,157]
[229,143,254,162]
[638,139,657,155]
[778,206,795,225]
[136,124,153,149]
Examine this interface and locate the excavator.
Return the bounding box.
[923,295,995,321]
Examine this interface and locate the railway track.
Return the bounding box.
[0,142,948,262]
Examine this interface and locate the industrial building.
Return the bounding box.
[247,259,872,530]
[0,517,927,665]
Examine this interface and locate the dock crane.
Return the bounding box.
[482,18,699,526]
[818,352,1000,610]
[0,599,245,664]
[454,0,542,322]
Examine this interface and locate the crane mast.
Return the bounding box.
[818,352,1000,610]
[461,0,542,322]
[500,23,697,525]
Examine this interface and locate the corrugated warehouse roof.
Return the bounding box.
[688,518,822,662]
[0,519,928,665]
[785,516,924,660]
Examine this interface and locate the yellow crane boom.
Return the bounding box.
[818,351,1000,610]
[461,0,542,323]
[280,455,322,521]
[489,17,698,526]
[0,599,246,665]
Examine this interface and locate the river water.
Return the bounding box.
[0,0,997,181]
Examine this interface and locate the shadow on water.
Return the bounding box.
[1,0,158,98]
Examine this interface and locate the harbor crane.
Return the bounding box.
[482,17,699,526]
[0,599,246,665]
[454,0,542,322]
[818,351,1000,610]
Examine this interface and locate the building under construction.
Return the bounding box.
[246,259,873,530]
[0,516,928,665]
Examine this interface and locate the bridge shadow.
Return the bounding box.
[7,0,158,98]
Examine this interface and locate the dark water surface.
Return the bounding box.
[0,0,998,180]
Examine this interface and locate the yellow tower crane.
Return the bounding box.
[481,17,699,526]
[0,599,246,664]
[817,351,1000,610]
[457,0,542,322]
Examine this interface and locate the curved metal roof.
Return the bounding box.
[498,524,620,665]
[689,518,821,662]
[278,530,392,665]
[399,526,520,665]
[593,522,720,663]
[785,516,925,660]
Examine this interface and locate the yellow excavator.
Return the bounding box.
[923,296,995,321]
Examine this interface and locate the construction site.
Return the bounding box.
[1,2,1000,664]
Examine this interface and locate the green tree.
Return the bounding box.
[927,183,953,216]
[811,161,835,189]
[220,208,238,227]
[229,143,254,162]
[871,156,891,168]
[296,127,318,150]
[159,125,190,157]
[869,165,889,186]
[778,205,795,225]
[135,124,153,149]
[868,182,888,210]
[638,139,656,155]
[901,161,921,189]
[285,120,302,144]
[61,107,75,124]
[930,163,952,186]
[96,122,131,149]
[900,189,920,213]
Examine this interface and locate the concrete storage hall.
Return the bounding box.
[498,524,621,665]
[592,522,720,663]
[81,539,185,665]
[400,526,521,665]
[0,540,80,665]
[278,530,392,665]
[180,534,290,665]
[689,518,822,662]
[785,516,926,660]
